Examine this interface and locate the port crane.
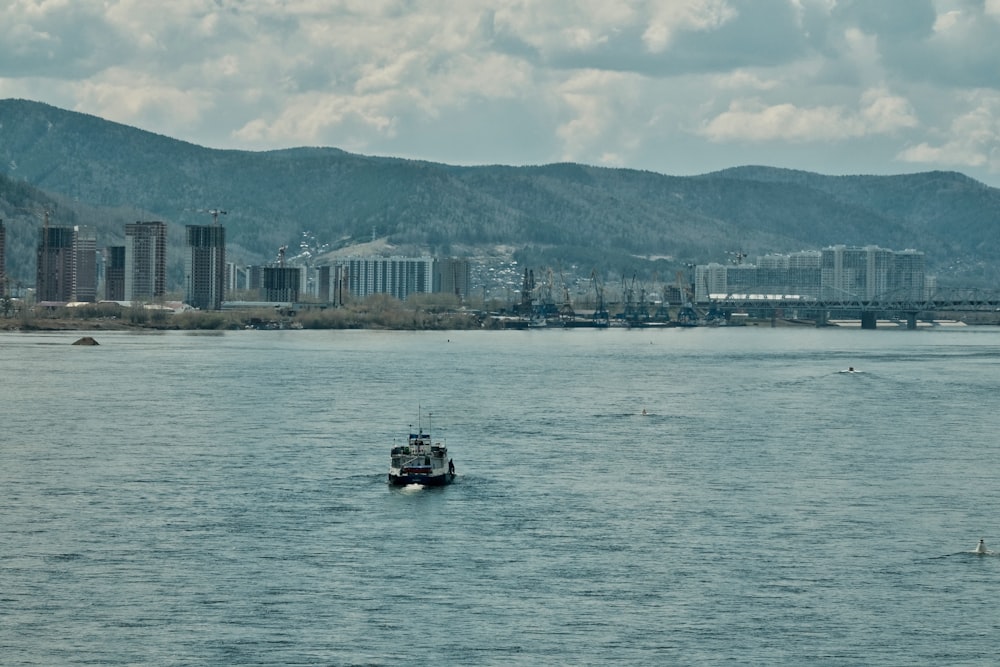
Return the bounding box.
[518,268,536,316]
[621,273,649,325]
[675,269,699,325]
[590,270,609,322]
[558,266,575,318]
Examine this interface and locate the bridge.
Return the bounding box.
[702,288,1000,329]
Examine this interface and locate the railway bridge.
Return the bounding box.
[703,288,1000,329]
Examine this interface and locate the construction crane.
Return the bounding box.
[197,208,228,225]
[276,245,287,267]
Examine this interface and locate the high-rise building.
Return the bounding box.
[37,226,73,302]
[105,246,126,300]
[262,267,301,302]
[821,245,893,300]
[124,221,167,301]
[334,256,433,301]
[316,265,350,305]
[0,219,6,297]
[695,263,728,302]
[247,265,263,291]
[72,226,97,302]
[433,258,471,301]
[185,225,226,310]
[696,246,925,302]
[317,265,331,303]
[37,225,96,302]
[891,250,927,300]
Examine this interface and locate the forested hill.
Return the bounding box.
[2,98,999,288]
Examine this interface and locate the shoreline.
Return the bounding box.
[0,315,994,332]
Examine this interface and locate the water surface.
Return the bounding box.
[2,327,999,665]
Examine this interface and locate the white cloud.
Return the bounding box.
[699,88,917,143]
[897,91,1000,171]
[710,69,782,91]
[235,91,398,148]
[859,87,919,133]
[554,69,642,165]
[642,0,738,52]
[1,0,1000,184]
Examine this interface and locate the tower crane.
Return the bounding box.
[197,208,228,225]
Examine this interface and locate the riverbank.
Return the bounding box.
[3,304,997,332]
[0,308,488,332]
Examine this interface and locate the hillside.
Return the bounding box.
[2,98,1000,289]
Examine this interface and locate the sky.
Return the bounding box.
[2,0,1000,186]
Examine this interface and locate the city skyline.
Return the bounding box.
[2,222,944,308]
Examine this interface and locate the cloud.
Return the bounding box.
[1,0,1000,185]
[641,0,738,53]
[74,70,212,130]
[897,92,1000,171]
[699,87,917,142]
[553,69,644,165]
[0,0,127,78]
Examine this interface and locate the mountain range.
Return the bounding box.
[2,98,999,291]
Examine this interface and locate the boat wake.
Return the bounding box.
[923,547,997,560]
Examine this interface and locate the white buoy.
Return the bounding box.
[975,539,987,554]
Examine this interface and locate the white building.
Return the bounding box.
[334,256,434,301]
[696,246,926,302]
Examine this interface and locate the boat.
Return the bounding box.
[388,419,455,487]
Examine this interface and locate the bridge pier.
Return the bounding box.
[905,312,918,330]
[860,312,877,329]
